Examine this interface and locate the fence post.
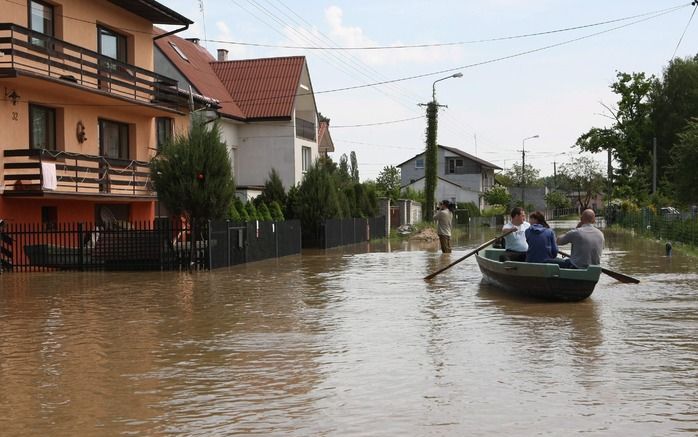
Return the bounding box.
[77,222,84,271]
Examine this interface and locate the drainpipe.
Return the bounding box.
[153,24,190,40]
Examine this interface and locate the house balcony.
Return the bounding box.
[295,117,316,142]
[0,23,187,111]
[2,148,155,200]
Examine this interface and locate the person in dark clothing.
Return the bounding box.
[525,211,558,263]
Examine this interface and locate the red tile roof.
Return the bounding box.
[154,31,245,119]
[211,56,306,120]
[318,120,334,154]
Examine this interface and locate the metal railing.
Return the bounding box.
[0,23,185,107]
[3,148,155,197]
[0,219,303,272]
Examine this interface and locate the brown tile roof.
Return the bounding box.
[154,31,245,120]
[318,120,334,154]
[211,56,306,120]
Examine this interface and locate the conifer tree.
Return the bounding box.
[258,203,273,221]
[270,201,285,221]
[245,201,259,221]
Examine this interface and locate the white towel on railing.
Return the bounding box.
[41,162,58,190]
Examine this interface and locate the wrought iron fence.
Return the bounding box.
[0,219,303,273]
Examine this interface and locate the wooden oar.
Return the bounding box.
[424,229,514,280]
[558,250,639,284]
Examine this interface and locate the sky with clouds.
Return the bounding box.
[158,0,698,181]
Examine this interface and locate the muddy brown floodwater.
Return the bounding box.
[1,223,697,436]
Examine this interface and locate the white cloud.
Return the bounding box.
[215,21,249,59]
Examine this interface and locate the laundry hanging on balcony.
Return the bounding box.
[41,162,57,190]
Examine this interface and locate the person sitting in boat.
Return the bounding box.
[500,207,530,262]
[525,211,558,263]
[554,209,605,269]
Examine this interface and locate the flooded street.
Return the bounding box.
[1,224,697,436]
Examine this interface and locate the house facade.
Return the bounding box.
[155,35,324,200]
[0,0,192,225]
[397,145,500,210]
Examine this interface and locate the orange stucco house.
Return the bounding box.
[0,0,193,226]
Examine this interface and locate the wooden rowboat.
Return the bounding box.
[475,248,602,302]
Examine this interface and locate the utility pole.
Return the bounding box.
[419,73,462,219]
[553,161,557,189]
[519,135,539,208]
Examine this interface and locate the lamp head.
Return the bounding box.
[452,73,463,78]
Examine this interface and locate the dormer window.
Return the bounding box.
[169,42,189,62]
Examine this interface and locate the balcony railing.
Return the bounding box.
[0,23,186,108]
[2,148,155,197]
[295,117,316,141]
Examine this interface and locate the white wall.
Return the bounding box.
[235,121,295,189]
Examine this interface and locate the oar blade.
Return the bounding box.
[601,267,640,284]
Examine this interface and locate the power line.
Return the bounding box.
[201,3,689,50]
[671,2,697,59]
[331,116,424,128]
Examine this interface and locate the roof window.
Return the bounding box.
[169,42,189,62]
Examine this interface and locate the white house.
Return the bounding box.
[397,145,501,210]
[154,34,324,200]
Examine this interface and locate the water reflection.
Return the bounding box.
[1,229,697,435]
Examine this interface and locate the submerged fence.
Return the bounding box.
[609,209,698,246]
[303,216,387,249]
[0,219,302,273]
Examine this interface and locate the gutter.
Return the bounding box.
[153,24,189,40]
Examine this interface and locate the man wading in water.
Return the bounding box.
[434,200,454,253]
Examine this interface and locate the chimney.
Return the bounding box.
[185,38,200,45]
[217,49,229,62]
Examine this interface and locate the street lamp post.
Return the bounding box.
[520,134,539,208]
[422,72,462,219]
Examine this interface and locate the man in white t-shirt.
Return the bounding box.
[500,207,530,262]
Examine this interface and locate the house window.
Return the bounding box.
[98,26,127,62]
[99,119,129,160]
[29,0,54,48]
[415,158,424,169]
[447,158,465,174]
[156,117,173,150]
[29,104,56,150]
[302,146,311,172]
[41,206,57,230]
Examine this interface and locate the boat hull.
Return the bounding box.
[476,248,601,302]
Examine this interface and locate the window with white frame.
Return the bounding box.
[302,146,312,172]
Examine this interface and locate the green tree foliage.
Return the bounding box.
[285,185,301,220]
[400,187,424,204]
[651,55,698,189]
[235,197,250,222]
[667,118,698,203]
[258,203,273,221]
[501,163,542,188]
[270,201,285,221]
[151,117,235,221]
[228,202,241,222]
[298,160,341,236]
[424,101,438,218]
[245,201,259,221]
[338,154,351,184]
[350,151,359,182]
[576,71,655,198]
[257,168,286,207]
[544,191,571,210]
[376,165,401,201]
[558,156,606,210]
[483,186,512,207]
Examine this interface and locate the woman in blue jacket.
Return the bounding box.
[525,211,558,263]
